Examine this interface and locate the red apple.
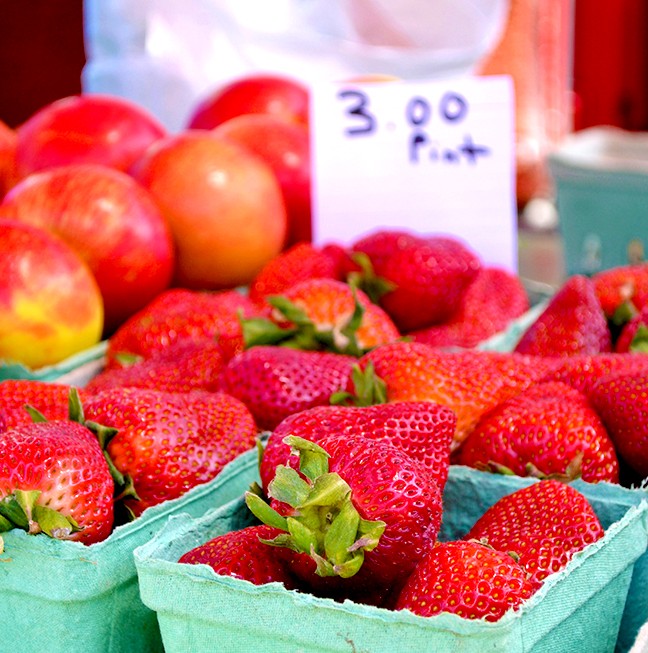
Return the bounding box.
[187,73,309,130]
[0,164,175,335]
[0,219,103,369]
[0,120,18,200]
[15,93,167,180]
[213,113,311,246]
[132,130,287,290]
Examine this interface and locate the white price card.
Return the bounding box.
[310,75,517,271]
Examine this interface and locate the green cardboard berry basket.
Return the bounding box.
[0,340,107,384]
[0,446,260,653]
[134,464,648,653]
[548,126,648,277]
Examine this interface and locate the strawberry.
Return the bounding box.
[464,480,605,589]
[394,540,535,621]
[513,275,611,357]
[259,401,456,495]
[0,403,114,544]
[589,370,648,478]
[538,352,648,397]
[218,346,356,431]
[0,379,86,430]
[247,241,344,306]
[82,387,258,516]
[84,338,225,394]
[178,524,299,589]
[354,342,556,449]
[592,262,648,319]
[242,278,401,355]
[247,434,443,596]
[105,288,262,368]
[350,230,482,332]
[410,267,530,348]
[456,381,619,483]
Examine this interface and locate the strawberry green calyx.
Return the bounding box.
[0,489,81,540]
[330,361,387,406]
[346,251,396,304]
[245,436,385,578]
[479,452,584,483]
[629,324,648,353]
[111,351,144,367]
[28,388,139,506]
[611,300,638,327]
[240,293,367,356]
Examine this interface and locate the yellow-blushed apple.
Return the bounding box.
[0,219,104,369]
[1,163,175,335]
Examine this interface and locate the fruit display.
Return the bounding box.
[2,76,648,653]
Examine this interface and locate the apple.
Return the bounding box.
[0,219,103,369]
[0,164,175,335]
[187,73,309,130]
[213,113,311,246]
[14,93,167,180]
[132,130,287,290]
[0,120,18,200]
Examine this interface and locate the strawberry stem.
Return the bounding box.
[240,292,370,356]
[25,388,140,509]
[245,435,386,578]
[330,362,387,406]
[0,490,81,540]
[630,324,648,352]
[346,251,396,304]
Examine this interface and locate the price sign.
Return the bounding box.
[310,75,517,270]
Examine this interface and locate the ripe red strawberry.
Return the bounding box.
[178,524,299,589]
[410,267,530,348]
[247,434,443,595]
[350,230,482,332]
[259,401,456,494]
[538,352,648,397]
[0,418,114,544]
[456,381,619,483]
[592,262,648,319]
[355,342,557,448]
[513,275,611,357]
[0,379,87,430]
[394,540,535,621]
[247,241,344,306]
[464,480,605,589]
[243,277,401,355]
[84,338,225,394]
[105,288,262,368]
[589,370,648,478]
[82,387,258,516]
[218,346,356,431]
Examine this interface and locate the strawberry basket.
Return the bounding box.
[133,465,648,653]
[0,446,259,653]
[0,340,107,385]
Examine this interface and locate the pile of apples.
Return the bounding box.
[0,74,311,369]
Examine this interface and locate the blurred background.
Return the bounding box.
[1,0,647,288]
[2,1,647,131]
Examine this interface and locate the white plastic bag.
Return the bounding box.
[82,0,509,131]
